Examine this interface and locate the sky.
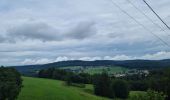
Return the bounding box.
[0,0,170,66]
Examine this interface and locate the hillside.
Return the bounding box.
[13,59,170,76]
[17,77,109,100]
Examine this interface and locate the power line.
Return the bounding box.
[143,0,170,30]
[109,0,170,47]
[126,0,170,36]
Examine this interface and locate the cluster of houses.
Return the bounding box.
[113,69,149,78]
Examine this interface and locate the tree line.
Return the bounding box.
[38,67,170,100]
[0,66,22,100]
[38,68,91,84]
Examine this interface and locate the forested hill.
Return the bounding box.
[12,59,170,75]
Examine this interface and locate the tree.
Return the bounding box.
[38,68,54,78]
[112,79,129,99]
[129,80,148,91]
[93,71,113,98]
[0,67,22,100]
[148,68,170,100]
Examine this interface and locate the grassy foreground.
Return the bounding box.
[17,77,109,100]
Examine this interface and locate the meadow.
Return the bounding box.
[17,77,147,100]
[84,66,128,74]
[17,77,109,100]
[60,66,129,75]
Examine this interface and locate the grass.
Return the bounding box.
[17,77,146,100]
[60,66,129,75]
[84,66,128,75]
[129,91,146,97]
[17,77,109,100]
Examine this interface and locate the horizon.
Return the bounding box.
[3,58,170,66]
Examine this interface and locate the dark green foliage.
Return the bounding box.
[65,75,72,86]
[69,75,85,84]
[38,68,91,84]
[38,68,71,81]
[129,81,148,91]
[112,80,129,99]
[79,73,91,83]
[124,68,170,100]
[121,73,149,91]
[148,68,170,100]
[69,73,91,84]
[0,67,22,100]
[130,90,166,100]
[93,71,130,99]
[93,71,113,98]
[39,68,55,78]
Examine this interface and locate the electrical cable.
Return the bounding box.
[126,0,170,36]
[109,0,170,47]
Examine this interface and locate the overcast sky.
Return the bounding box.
[0,0,170,66]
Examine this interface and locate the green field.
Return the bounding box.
[129,91,146,97]
[84,66,128,74]
[17,77,109,100]
[18,77,146,100]
[60,66,128,75]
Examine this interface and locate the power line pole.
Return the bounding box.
[143,0,170,30]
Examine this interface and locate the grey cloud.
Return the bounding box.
[66,21,96,39]
[0,35,5,42]
[7,22,61,42]
[6,21,96,42]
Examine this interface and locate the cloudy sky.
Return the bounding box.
[0,0,170,66]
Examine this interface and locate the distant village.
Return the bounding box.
[60,66,150,78]
[113,69,149,78]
